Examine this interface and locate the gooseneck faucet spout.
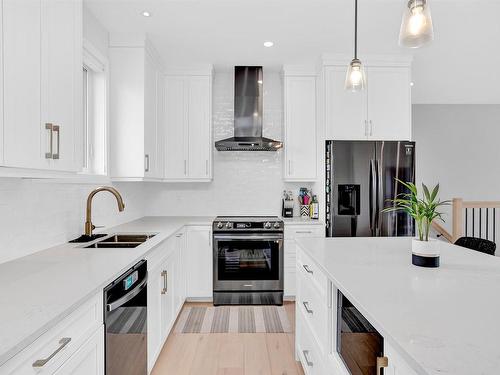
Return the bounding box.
[85,186,125,237]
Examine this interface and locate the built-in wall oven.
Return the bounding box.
[213,216,284,305]
[337,291,387,375]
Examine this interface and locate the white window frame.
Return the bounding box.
[81,38,109,176]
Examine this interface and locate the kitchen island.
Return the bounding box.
[295,237,500,375]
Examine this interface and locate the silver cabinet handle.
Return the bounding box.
[302,264,313,274]
[295,230,313,234]
[32,337,71,368]
[302,350,313,367]
[303,301,313,314]
[161,270,167,294]
[184,160,187,175]
[176,233,183,238]
[144,154,150,172]
[45,123,53,159]
[52,125,60,159]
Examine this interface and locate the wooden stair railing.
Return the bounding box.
[433,198,500,244]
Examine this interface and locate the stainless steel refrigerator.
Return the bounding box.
[326,140,415,237]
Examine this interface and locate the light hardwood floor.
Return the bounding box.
[152,302,304,375]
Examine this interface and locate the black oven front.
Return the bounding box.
[213,232,283,305]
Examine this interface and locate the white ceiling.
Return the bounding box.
[85,0,500,104]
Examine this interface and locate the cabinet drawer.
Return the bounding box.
[297,247,327,296]
[297,308,327,375]
[2,293,103,374]
[297,271,328,352]
[284,225,323,240]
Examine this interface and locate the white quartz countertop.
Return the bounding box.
[0,216,213,366]
[295,237,500,375]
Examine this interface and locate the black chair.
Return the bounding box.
[454,237,496,256]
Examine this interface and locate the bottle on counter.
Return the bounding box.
[310,195,319,219]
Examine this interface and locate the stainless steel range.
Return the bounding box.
[213,216,284,305]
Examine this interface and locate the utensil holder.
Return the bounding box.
[300,205,310,217]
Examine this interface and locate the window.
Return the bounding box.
[82,41,108,175]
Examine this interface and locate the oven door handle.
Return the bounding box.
[213,234,283,241]
[106,274,148,312]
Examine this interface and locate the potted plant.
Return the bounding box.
[383,179,450,268]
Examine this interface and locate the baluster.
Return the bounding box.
[472,208,475,237]
[465,208,468,237]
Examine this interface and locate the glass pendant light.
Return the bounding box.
[345,0,366,92]
[399,0,434,48]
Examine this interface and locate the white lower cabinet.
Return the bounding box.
[296,244,420,375]
[185,225,213,299]
[146,233,185,372]
[53,326,104,375]
[0,292,103,375]
[284,223,324,298]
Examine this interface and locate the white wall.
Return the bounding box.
[145,71,313,216]
[413,104,500,232]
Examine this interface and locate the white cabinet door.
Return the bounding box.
[186,226,213,299]
[174,232,186,312]
[160,251,175,342]
[144,53,160,178]
[283,76,317,181]
[164,76,188,179]
[187,76,212,179]
[325,66,367,141]
[53,326,104,375]
[3,0,45,169]
[41,0,81,172]
[367,67,411,141]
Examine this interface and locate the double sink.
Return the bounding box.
[84,234,157,248]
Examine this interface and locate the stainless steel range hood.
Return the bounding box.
[215,66,283,151]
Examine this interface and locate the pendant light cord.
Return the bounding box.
[354,0,358,59]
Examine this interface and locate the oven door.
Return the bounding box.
[213,233,284,291]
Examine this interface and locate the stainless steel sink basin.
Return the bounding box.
[83,233,157,249]
[100,234,156,243]
[85,242,142,249]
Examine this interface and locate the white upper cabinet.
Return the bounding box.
[283,69,317,181]
[325,66,367,140]
[109,37,164,180]
[324,57,412,141]
[2,0,82,172]
[366,66,412,140]
[164,68,213,182]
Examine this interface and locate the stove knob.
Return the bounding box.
[264,222,272,229]
[225,222,233,229]
[273,222,281,229]
[217,222,224,229]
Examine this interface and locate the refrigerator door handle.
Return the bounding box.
[369,159,377,236]
[376,159,383,236]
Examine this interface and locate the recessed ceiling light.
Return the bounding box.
[142,11,151,17]
[263,41,274,48]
